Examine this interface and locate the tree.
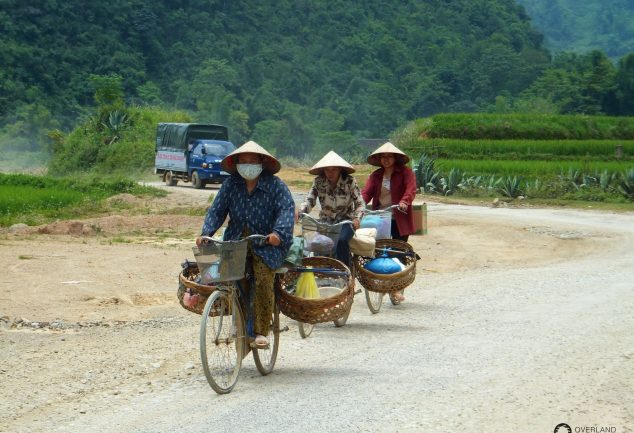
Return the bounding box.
[90,74,125,109]
[580,50,617,114]
[616,53,634,115]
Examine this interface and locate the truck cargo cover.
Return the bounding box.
[155,123,229,150]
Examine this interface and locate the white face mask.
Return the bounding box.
[236,163,263,180]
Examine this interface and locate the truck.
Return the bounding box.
[154,123,236,188]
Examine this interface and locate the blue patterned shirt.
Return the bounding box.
[201,173,295,269]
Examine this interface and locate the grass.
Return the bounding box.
[436,159,634,177]
[403,138,634,160]
[0,185,84,214]
[2,156,632,230]
[0,172,166,227]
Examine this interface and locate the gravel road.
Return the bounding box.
[1,185,633,433]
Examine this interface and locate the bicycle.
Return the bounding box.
[193,234,287,394]
[357,204,404,313]
[296,213,356,338]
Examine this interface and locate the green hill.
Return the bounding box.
[516,0,634,58]
[1,0,551,155]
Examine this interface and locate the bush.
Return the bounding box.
[48,106,191,175]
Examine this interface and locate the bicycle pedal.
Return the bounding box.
[249,341,270,350]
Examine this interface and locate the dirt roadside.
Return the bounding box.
[1,184,632,432]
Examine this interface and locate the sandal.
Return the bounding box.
[253,334,269,348]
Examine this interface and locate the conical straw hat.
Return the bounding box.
[309,151,355,175]
[221,140,281,174]
[367,141,410,166]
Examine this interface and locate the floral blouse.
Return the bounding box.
[299,174,365,224]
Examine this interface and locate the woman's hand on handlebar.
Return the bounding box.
[398,201,408,212]
[195,236,210,247]
[352,218,360,230]
[266,232,281,246]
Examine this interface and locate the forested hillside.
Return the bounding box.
[516,0,634,58]
[1,0,550,155]
[2,0,634,160]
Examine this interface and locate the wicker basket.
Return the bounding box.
[353,239,417,293]
[276,257,354,324]
[177,262,229,315]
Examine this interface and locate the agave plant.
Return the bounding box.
[599,169,616,192]
[564,168,584,190]
[440,168,464,196]
[415,153,441,193]
[617,169,634,200]
[582,173,597,188]
[101,110,130,144]
[524,178,542,197]
[460,175,482,192]
[483,175,501,193]
[103,110,128,133]
[498,176,523,198]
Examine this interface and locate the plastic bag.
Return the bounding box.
[377,218,391,239]
[307,233,335,254]
[391,257,406,271]
[201,262,221,284]
[295,267,319,298]
[361,215,391,239]
[360,215,382,229]
[349,228,376,256]
[364,251,401,274]
[284,236,305,266]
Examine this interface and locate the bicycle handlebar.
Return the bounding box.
[199,233,268,245]
[299,213,353,228]
[363,204,407,215]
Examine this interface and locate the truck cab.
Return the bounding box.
[188,139,235,187]
[154,123,235,189]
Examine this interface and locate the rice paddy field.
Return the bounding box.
[396,114,634,203]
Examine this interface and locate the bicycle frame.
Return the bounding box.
[197,233,284,394]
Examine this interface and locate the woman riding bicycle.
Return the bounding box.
[295,151,364,268]
[196,141,295,348]
[361,142,417,303]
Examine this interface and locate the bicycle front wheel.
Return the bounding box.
[253,302,280,375]
[333,307,351,327]
[200,289,245,394]
[364,288,384,314]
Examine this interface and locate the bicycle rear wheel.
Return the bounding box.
[200,289,245,394]
[253,302,280,375]
[364,288,384,314]
[298,321,314,338]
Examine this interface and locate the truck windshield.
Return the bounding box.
[203,142,235,157]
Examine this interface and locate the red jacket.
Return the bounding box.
[361,165,417,236]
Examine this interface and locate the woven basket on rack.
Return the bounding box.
[177,262,220,315]
[353,239,417,293]
[276,257,354,324]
